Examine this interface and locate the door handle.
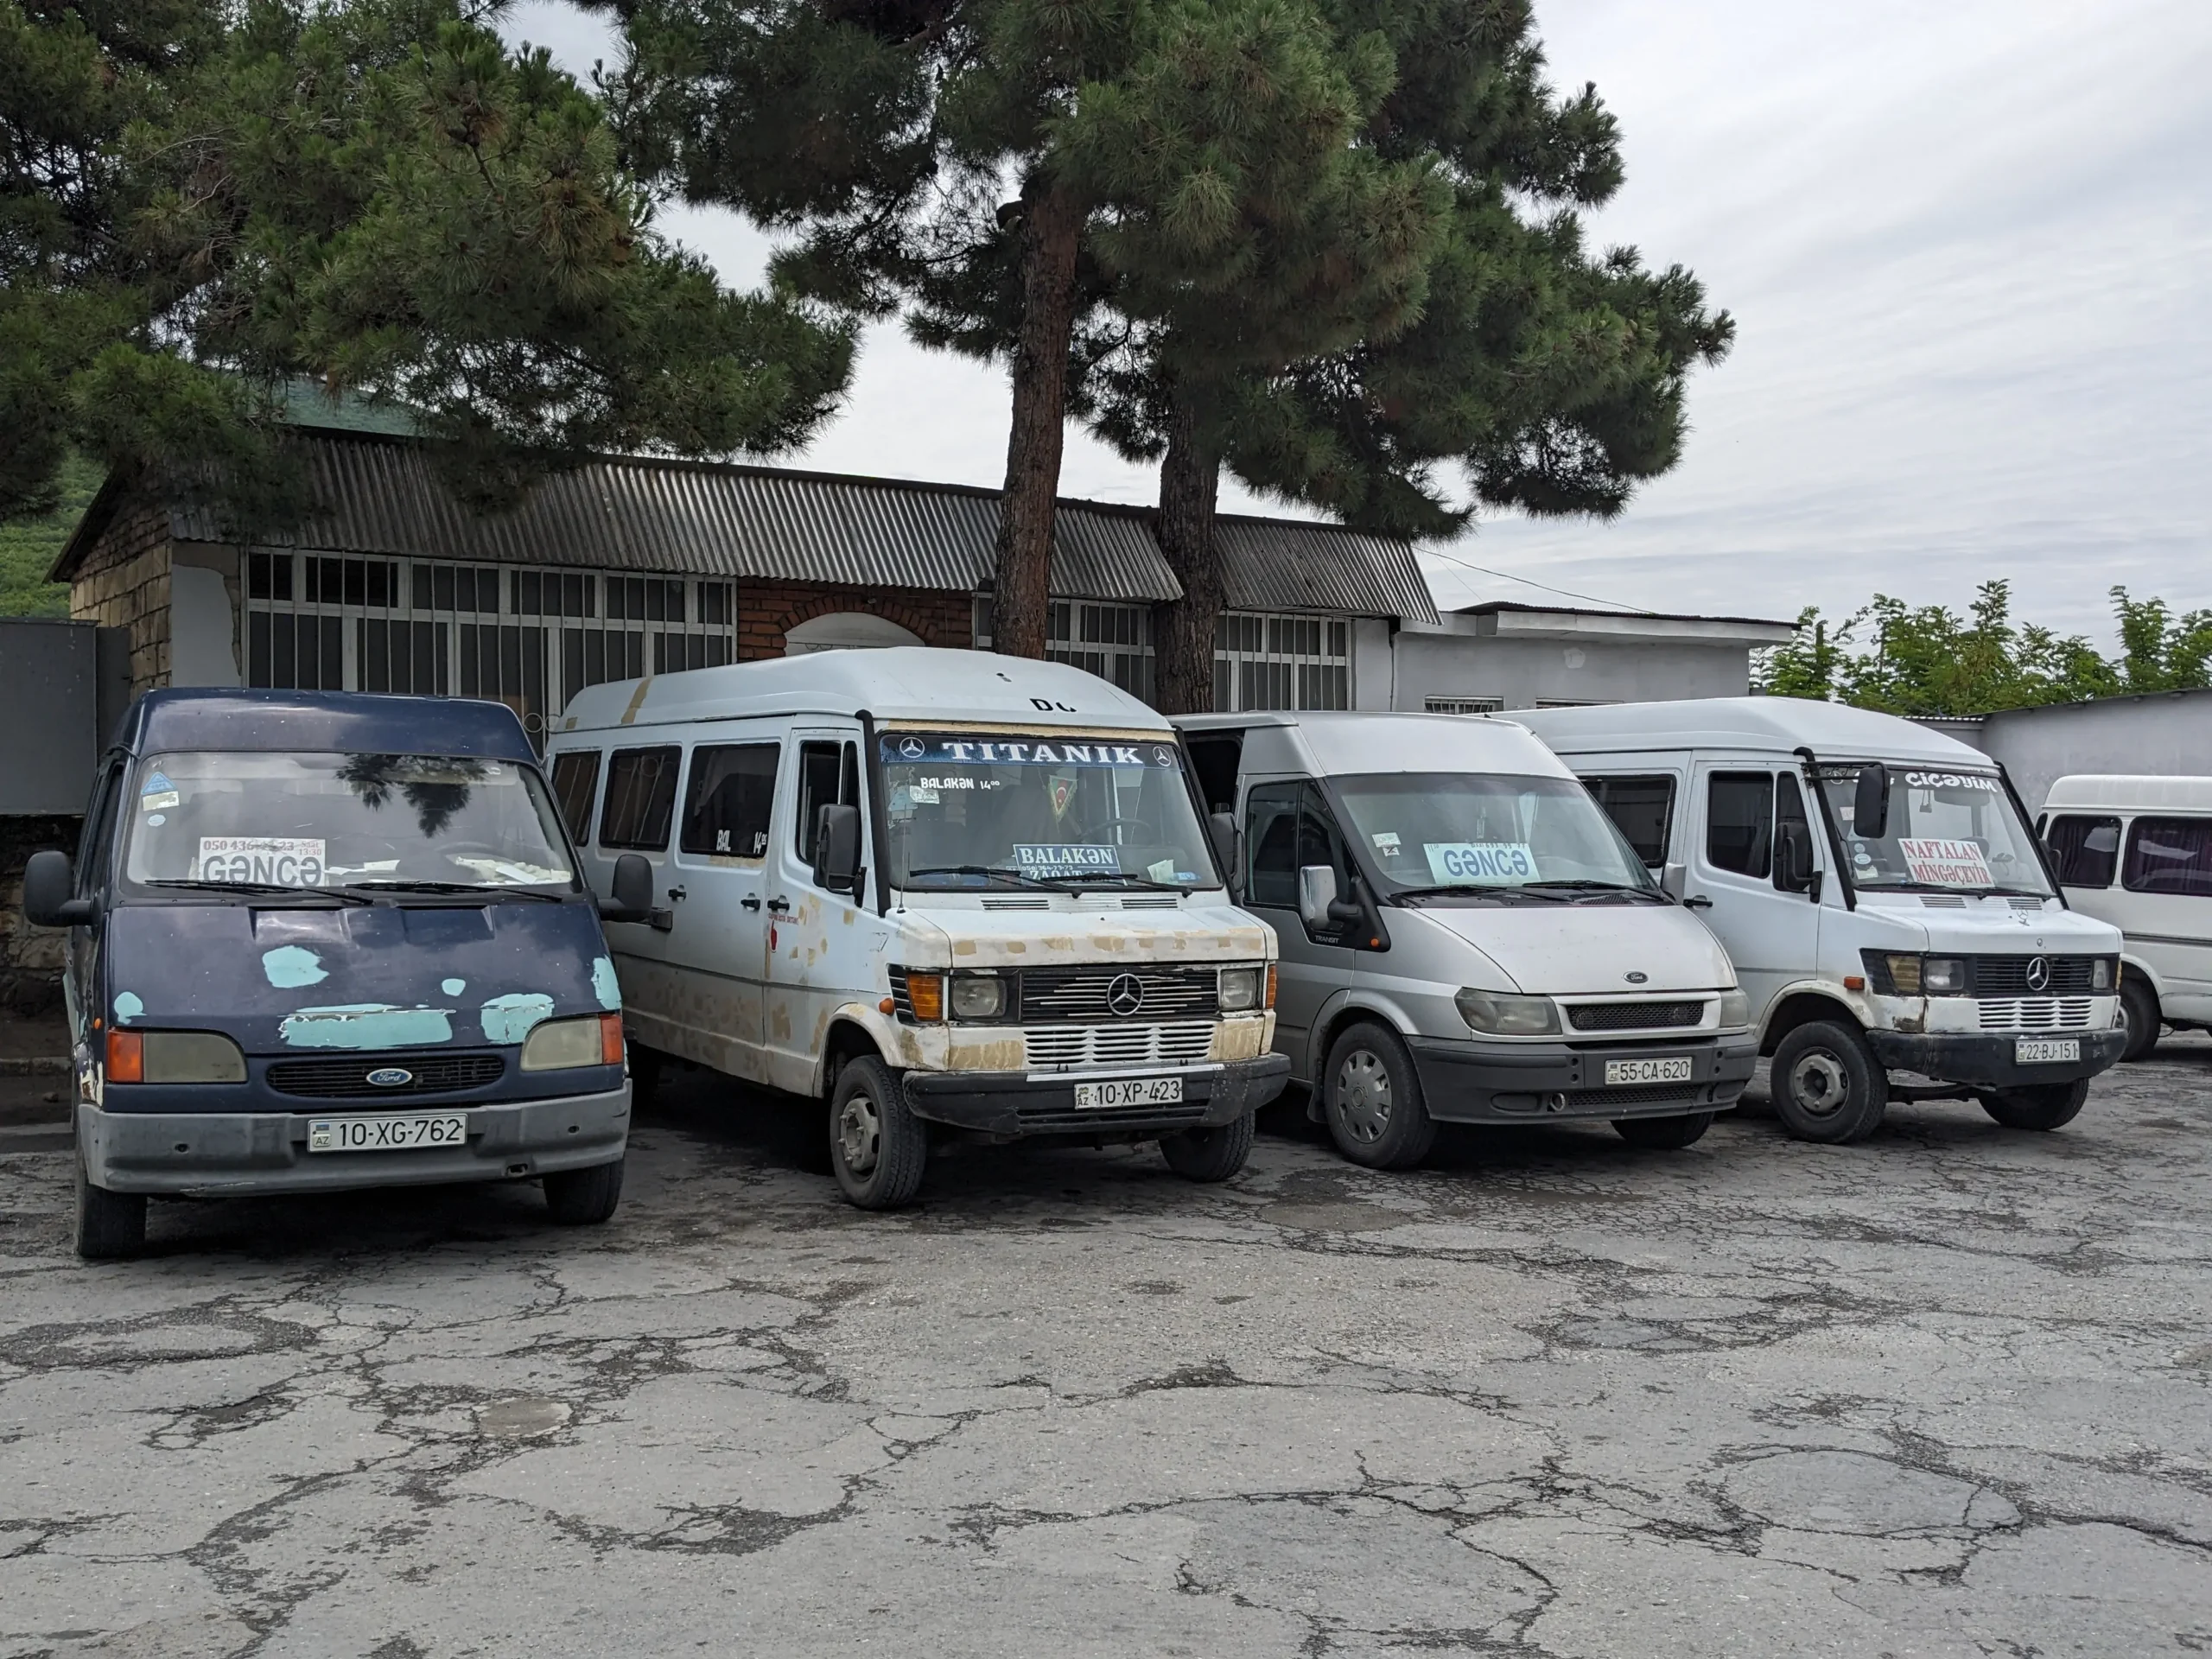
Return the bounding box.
[766,896,791,913]
[1683,894,1713,909]
[741,895,761,912]
[666,885,687,903]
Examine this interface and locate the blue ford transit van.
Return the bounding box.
[22,690,656,1258]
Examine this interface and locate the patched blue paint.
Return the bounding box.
[480,992,556,1044]
[590,957,621,1011]
[279,1004,454,1048]
[442,977,467,995]
[112,991,143,1025]
[262,945,328,988]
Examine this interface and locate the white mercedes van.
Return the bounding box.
[1518,699,2126,1141]
[546,649,1287,1208]
[2039,774,2212,1059]
[1174,712,1755,1166]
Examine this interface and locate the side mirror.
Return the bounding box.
[1207,812,1237,887]
[1297,864,1338,931]
[22,850,96,928]
[1853,764,1890,839]
[1776,820,1817,893]
[600,853,656,924]
[1658,861,1688,901]
[812,803,862,894]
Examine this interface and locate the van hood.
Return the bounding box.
[1402,901,1734,995]
[893,895,1274,969]
[101,899,621,1056]
[1853,893,2123,955]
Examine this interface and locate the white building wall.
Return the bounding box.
[1351,617,1394,709]
[1391,631,1755,712]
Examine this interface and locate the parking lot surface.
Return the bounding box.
[3,1046,2209,1658]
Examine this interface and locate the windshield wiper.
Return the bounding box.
[1521,880,1668,902]
[145,879,373,906]
[901,865,1052,888]
[338,880,564,902]
[1388,883,1570,904]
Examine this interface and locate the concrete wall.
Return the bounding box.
[67,501,175,697]
[1351,618,1394,709]
[1391,631,1755,713]
[1936,690,2212,810]
[0,814,77,1015]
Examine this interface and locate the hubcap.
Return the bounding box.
[1334,1048,1392,1143]
[837,1094,882,1174]
[1788,1049,1851,1117]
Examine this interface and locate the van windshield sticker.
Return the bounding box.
[1372,831,1401,852]
[1014,843,1121,879]
[1423,842,1541,885]
[883,735,1179,769]
[199,836,327,887]
[141,769,180,810]
[1897,837,1994,887]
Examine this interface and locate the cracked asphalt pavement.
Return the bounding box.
[3,1043,2210,1658]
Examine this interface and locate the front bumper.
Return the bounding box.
[1865,1029,2126,1090]
[76,1084,630,1197]
[1407,1034,1759,1124]
[901,1054,1291,1138]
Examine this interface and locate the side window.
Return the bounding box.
[681,744,779,859]
[2046,814,2120,888]
[2122,817,2212,897]
[549,751,601,845]
[1185,734,1243,816]
[600,747,681,851]
[1773,773,1809,890]
[1244,784,1303,908]
[1707,772,1774,878]
[792,740,860,862]
[1586,774,1675,867]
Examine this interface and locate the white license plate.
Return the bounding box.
[2015,1038,2080,1065]
[1072,1077,1185,1109]
[1604,1057,1694,1086]
[308,1113,467,1153]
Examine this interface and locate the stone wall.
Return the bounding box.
[0,816,78,1015]
[737,581,973,662]
[67,503,175,698]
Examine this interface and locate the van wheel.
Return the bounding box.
[1770,1020,1888,1144]
[1980,1079,2089,1131]
[75,1163,147,1261]
[1160,1111,1255,1182]
[1321,1022,1435,1170]
[829,1055,927,1210]
[543,1156,625,1224]
[2119,978,2160,1061]
[1612,1112,1714,1149]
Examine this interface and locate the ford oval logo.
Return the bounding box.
[1106,974,1145,1017]
[1625,971,1649,984]
[366,1067,415,1089]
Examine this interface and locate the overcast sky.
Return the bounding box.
[505,0,2211,644]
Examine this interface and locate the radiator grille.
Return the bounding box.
[1969,956,2102,995]
[1566,1001,1705,1033]
[1976,997,2097,1032]
[267,1053,505,1100]
[1020,966,1221,1024]
[1016,1100,1211,1133]
[1567,1084,1706,1110]
[1023,1022,1216,1070]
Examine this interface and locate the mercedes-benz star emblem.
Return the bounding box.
[1106,974,1145,1017]
[2025,956,2050,993]
[899,736,925,759]
[366,1067,414,1089]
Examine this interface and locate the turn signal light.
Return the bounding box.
[1266,963,1278,1010]
[599,1013,626,1065]
[906,972,944,1022]
[105,1028,143,1084]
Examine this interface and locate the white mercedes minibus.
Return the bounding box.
[547,649,1287,1207]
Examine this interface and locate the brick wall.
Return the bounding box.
[67,503,174,697]
[737,581,973,661]
[0,816,78,1015]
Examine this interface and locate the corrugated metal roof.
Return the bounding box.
[1214,517,1439,625]
[141,431,1434,620]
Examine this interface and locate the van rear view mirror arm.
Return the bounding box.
[1793,747,1858,912]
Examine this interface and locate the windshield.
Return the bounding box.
[880,731,1218,890]
[1332,772,1658,895]
[1812,764,2052,896]
[122,752,577,892]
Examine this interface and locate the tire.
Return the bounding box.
[1160,1111,1256,1182]
[1770,1020,1889,1144]
[543,1157,625,1225]
[74,1162,147,1261]
[1612,1111,1715,1150]
[1320,1021,1435,1171]
[2119,976,2160,1062]
[1980,1078,2089,1131]
[828,1054,928,1210]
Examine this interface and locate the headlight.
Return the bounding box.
[1454,988,1560,1036]
[2093,957,2113,991]
[1921,957,1967,995]
[950,974,1007,1020]
[520,1013,624,1071]
[1217,967,1263,1013]
[1880,953,1923,995]
[1718,990,1750,1028]
[107,1029,246,1084]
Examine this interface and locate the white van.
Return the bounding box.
[2039,774,2212,1058]
[1173,712,1755,1166]
[545,649,1287,1208]
[1517,699,2126,1141]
